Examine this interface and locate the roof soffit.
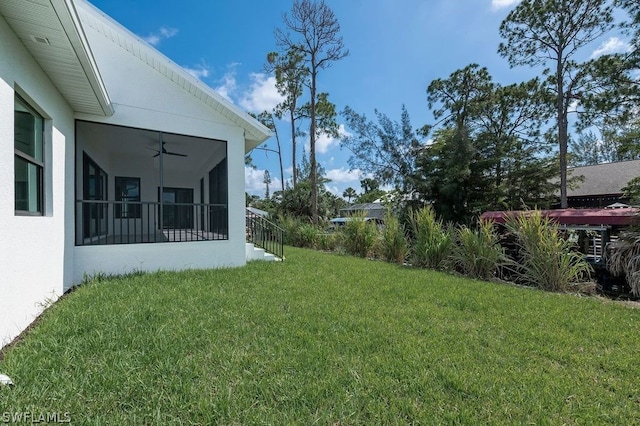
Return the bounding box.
[0,0,113,115]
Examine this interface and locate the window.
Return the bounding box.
[115,177,141,219]
[15,95,44,214]
[83,153,108,238]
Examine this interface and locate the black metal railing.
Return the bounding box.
[76,200,228,245]
[246,209,284,260]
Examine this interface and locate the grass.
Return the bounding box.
[1,247,639,424]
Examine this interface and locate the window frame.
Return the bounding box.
[82,152,108,239]
[14,94,45,216]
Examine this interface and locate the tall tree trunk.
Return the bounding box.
[310,69,318,224]
[273,122,285,193]
[557,60,568,209]
[289,107,297,188]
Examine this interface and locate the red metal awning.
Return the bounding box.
[480,208,640,226]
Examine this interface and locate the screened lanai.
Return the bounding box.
[75,121,228,245]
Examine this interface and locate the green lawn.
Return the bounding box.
[1,247,639,424]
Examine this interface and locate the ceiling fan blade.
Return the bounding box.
[166,151,188,157]
[147,139,187,157]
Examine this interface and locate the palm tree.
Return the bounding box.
[342,187,357,203]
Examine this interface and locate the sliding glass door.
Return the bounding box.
[160,187,193,229]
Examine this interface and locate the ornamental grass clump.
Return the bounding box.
[379,211,409,264]
[316,230,340,252]
[295,223,320,249]
[277,214,302,246]
[449,220,508,280]
[409,206,453,270]
[342,213,379,258]
[277,215,319,248]
[505,211,591,292]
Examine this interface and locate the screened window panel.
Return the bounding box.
[14,95,44,214]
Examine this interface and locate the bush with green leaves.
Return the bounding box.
[342,214,379,258]
[505,211,591,292]
[276,215,320,249]
[449,220,508,280]
[317,231,340,252]
[277,214,302,246]
[409,207,453,270]
[380,211,409,263]
[295,223,320,249]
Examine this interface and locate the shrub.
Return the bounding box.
[276,215,320,249]
[409,207,453,270]
[296,223,320,249]
[449,221,508,280]
[504,211,591,292]
[380,211,409,264]
[342,214,379,258]
[277,214,302,246]
[317,231,340,252]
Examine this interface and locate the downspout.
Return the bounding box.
[159,132,164,231]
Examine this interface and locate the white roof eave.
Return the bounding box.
[52,0,113,116]
[77,0,270,148]
[0,0,113,115]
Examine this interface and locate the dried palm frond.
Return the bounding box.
[605,231,640,296]
[627,257,640,296]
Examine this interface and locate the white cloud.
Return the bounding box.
[491,0,521,10]
[239,73,285,113]
[183,64,210,80]
[325,185,342,197]
[316,124,351,154]
[245,166,283,196]
[568,99,580,114]
[214,64,240,102]
[143,26,178,46]
[316,133,336,154]
[245,167,264,194]
[591,37,631,59]
[325,167,363,183]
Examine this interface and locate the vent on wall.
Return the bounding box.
[29,35,50,45]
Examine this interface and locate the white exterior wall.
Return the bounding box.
[1,1,259,348]
[0,14,75,346]
[72,10,248,281]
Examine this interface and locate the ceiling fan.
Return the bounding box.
[146,141,187,158]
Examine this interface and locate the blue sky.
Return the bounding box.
[88,0,629,198]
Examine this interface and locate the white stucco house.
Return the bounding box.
[0,0,271,347]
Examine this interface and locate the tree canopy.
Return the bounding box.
[274,0,348,224]
[498,0,615,208]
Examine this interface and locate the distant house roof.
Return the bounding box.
[567,160,640,197]
[247,207,269,218]
[340,202,385,219]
